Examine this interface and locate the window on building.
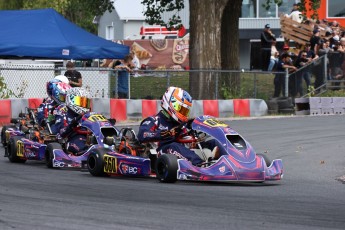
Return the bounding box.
[241,0,298,18]
[106,25,114,40]
[328,0,345,17]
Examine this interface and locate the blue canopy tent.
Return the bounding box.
[0,8,129,59]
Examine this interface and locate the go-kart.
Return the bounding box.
[85,115,283,184]
[6,112,119,169]
[155,115,283,183]
[1,107,39,156]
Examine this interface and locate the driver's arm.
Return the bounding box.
[138,117,174,142]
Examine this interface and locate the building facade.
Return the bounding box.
[96,0,345,69]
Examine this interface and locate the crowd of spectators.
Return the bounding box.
[262,3,345,98]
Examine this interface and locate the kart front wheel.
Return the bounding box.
[7,136,26,163]
[87,148,109,177]
[257,153,272,167]
[45,142,62,168]
[155,154,178,183]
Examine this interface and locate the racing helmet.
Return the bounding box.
[65,87,91,114]
[46,80,71,105]
[161,87,192,123]
[54,75,69,84]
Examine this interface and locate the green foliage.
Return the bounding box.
[141,0,184,30]
[307,85,315,97]
[0,76,15,98]
[0,76,28,99]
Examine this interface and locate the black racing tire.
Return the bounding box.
[277,97,293,109]
[1,125,16,147]
[7,136,26,163]
[155,154,178,183]
[279,108,295,114]
[267,99,279,110]
[87,148,109,177]
[257,153,272,167]
[45,142,63,168]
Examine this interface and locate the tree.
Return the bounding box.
[142,0,321,99]
[0,0,115,34]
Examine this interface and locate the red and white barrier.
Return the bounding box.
[0,98,268,125]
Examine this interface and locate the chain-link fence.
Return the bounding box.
[0,65,285,101]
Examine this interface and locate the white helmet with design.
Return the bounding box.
[161,87,192,123]
[65,87,91,114]
[54,75,69,84]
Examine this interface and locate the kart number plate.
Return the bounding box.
[16,140,24,157]
[203,118,227,127]
[103,155,117,173]
[88,115,108,122]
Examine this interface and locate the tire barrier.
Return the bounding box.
[267,97,295,115]
[0,98,268,125]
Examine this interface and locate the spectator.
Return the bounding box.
[310,29,322,55]
[273,52,297,98]
[295,51,312,96]
[260,24,276,71]
[130,50,141,77]
[268,38,279,71]
[284,3,302,23]
[64,61,82,87]
[114,55,133,99]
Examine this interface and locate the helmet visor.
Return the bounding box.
[72,96,90,109]
[172,100,190,117]
[59,94,66,102]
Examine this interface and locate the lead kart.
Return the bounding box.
[6,112,119,169]
[86,115,283,184]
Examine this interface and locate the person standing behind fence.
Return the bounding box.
[274,52,297,98]
[261,24,276,71]
[64,61,83,87]
[114,55,133,99]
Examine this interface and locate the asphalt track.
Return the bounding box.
[1,115,345,230]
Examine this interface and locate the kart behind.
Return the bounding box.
[6,112,119,169]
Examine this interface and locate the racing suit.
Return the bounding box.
[50,104,87,155]
[36,97,57,127]
[138,110,217,166]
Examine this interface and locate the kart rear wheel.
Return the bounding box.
[45,142,62,168]
[257,153,272,167]
[1,125,16,147]
[155,154,178,183]
[87,148,109,177]
[7,136,26,163]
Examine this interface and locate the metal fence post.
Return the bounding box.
[166,70,170,89]
[215,71,218,99]
[285,69,289,97]
[253,72,257,98]
[323,55,327,83]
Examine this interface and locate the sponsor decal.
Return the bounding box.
[203,118,228,128]
[88,114,108,122]
[62,49,70,56]
[219,166,226,173]
[103,155,117,173]
[120,163,139,175]
[53,160,65,167]
[142,120,151,125]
